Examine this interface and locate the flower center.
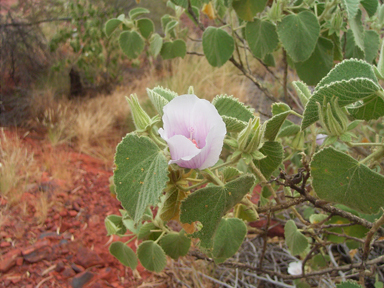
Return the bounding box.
[188,127,199,148]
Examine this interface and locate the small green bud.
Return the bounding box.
[237,117,264,154]
[291,131,305,151]
[268,1,283,23]
[316,97,348,137]
[126,94,152,131]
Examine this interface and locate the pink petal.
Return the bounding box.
[166,135,200,166]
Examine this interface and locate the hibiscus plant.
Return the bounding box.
[104,0,384,286]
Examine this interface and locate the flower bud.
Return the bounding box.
[317,97,348,137]
[237,117,264,154]
[268,1,283,23]
[126,94,152,131]
[292,131,305,151]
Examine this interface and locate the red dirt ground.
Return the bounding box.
[0,129,155,288]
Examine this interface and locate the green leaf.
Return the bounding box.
[165,20,178,37]
[284,220,309,255]
[109,242,138,269]
[277,123,301,138]
[364,30,380,64]
[171,0,188,8]
[160,40,187,60]
[271,102,291,115]
[160,231,191,259]
[138,222,157,239]
[149,33,163,57]
[152,86,178,102]
[337,281,363,288]
[114,134,169,223]
[119,31,145,59]
[212,95,254,122]
[253,141,284,179]
[344,29,365,60]
[159,186,187,221]
[137,18,154,39]
[309,213,328,224]
[105,215,127,236]
[341,0,360,19]
[203,27,234,67]
[316,59,378,91]
[232,0,268,21]
[311,147,384,214]
[245,19,278,59]
[277,11,320,62]
[263,53,275,67]
[301,78,382,130]
[378,40,384,79]
[213,218,247,263]
[361,0,378,17]
[349,10,365,52]
[264,111,291,141]
[180,175,255,246]
[137,240,167,272]
[221,117,247,132]
[105,18,122,37]
[237,204,259,222]
[213,94,253,132]
[222,167,241,182]
[292,81,311,107]
[294,37,334,86]
[129,7,150,20]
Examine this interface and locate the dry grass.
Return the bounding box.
[0,129,38,205]
[159,54,250,102]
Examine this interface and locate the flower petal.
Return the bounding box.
[166,135,201,168]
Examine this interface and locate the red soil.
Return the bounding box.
[0,129,155,288]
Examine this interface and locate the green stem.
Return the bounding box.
[185,177,203,183]
[177,179,209,192]
[249,161,280,203]
[202,168,225,186]
[124,236,137,245]
[149,129,166,147]
[290,110,304,118]
[359,146,384,165]
[347,142,384,147]
[212,154,241,170]
[154,231,166,244]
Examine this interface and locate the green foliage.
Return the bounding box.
[245,19,278,59]
[203,27,234,67]
[180,175,255,246]
[137,240,167,272]
[114,133,169,222]
[212,218,247,263]
[277,11,320,62]
[284,220,309,255]
[109,242,138,269]
[160,231,191,259]
[311,147,384,214]
[253,141,284,179]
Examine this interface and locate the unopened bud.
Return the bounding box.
[268,1,283,22]
[237,117,264,154]
[126,94,152,131]
[292,131,305,151]
[317,97,348,137]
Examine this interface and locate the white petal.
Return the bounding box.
[166,135,201,167]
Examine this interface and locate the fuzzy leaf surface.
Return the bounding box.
[203,27,234,67]
[137,240,167,272]
[180,175,255,246]
[109,242,137,269]
[213,218,247,263]
[114,134,169,223]
[311,147,384,214]
[246,19,278,59]
[285,220,309,255]
[253,141,284,179]
[277,11,320,62]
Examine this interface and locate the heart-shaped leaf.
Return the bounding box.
[114,134,169,223]
[109,242,138,269]
[119,31,145,59]
[203,27,234,67]
[180,174,255,246]
[160,40,187,60]
[245,18,278,59]
[311,147,384,214]
[137,240,167,272]
[277,11,320,62]
[232,0,268,21]
[284,220,309,255]
[160,231,191,259]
